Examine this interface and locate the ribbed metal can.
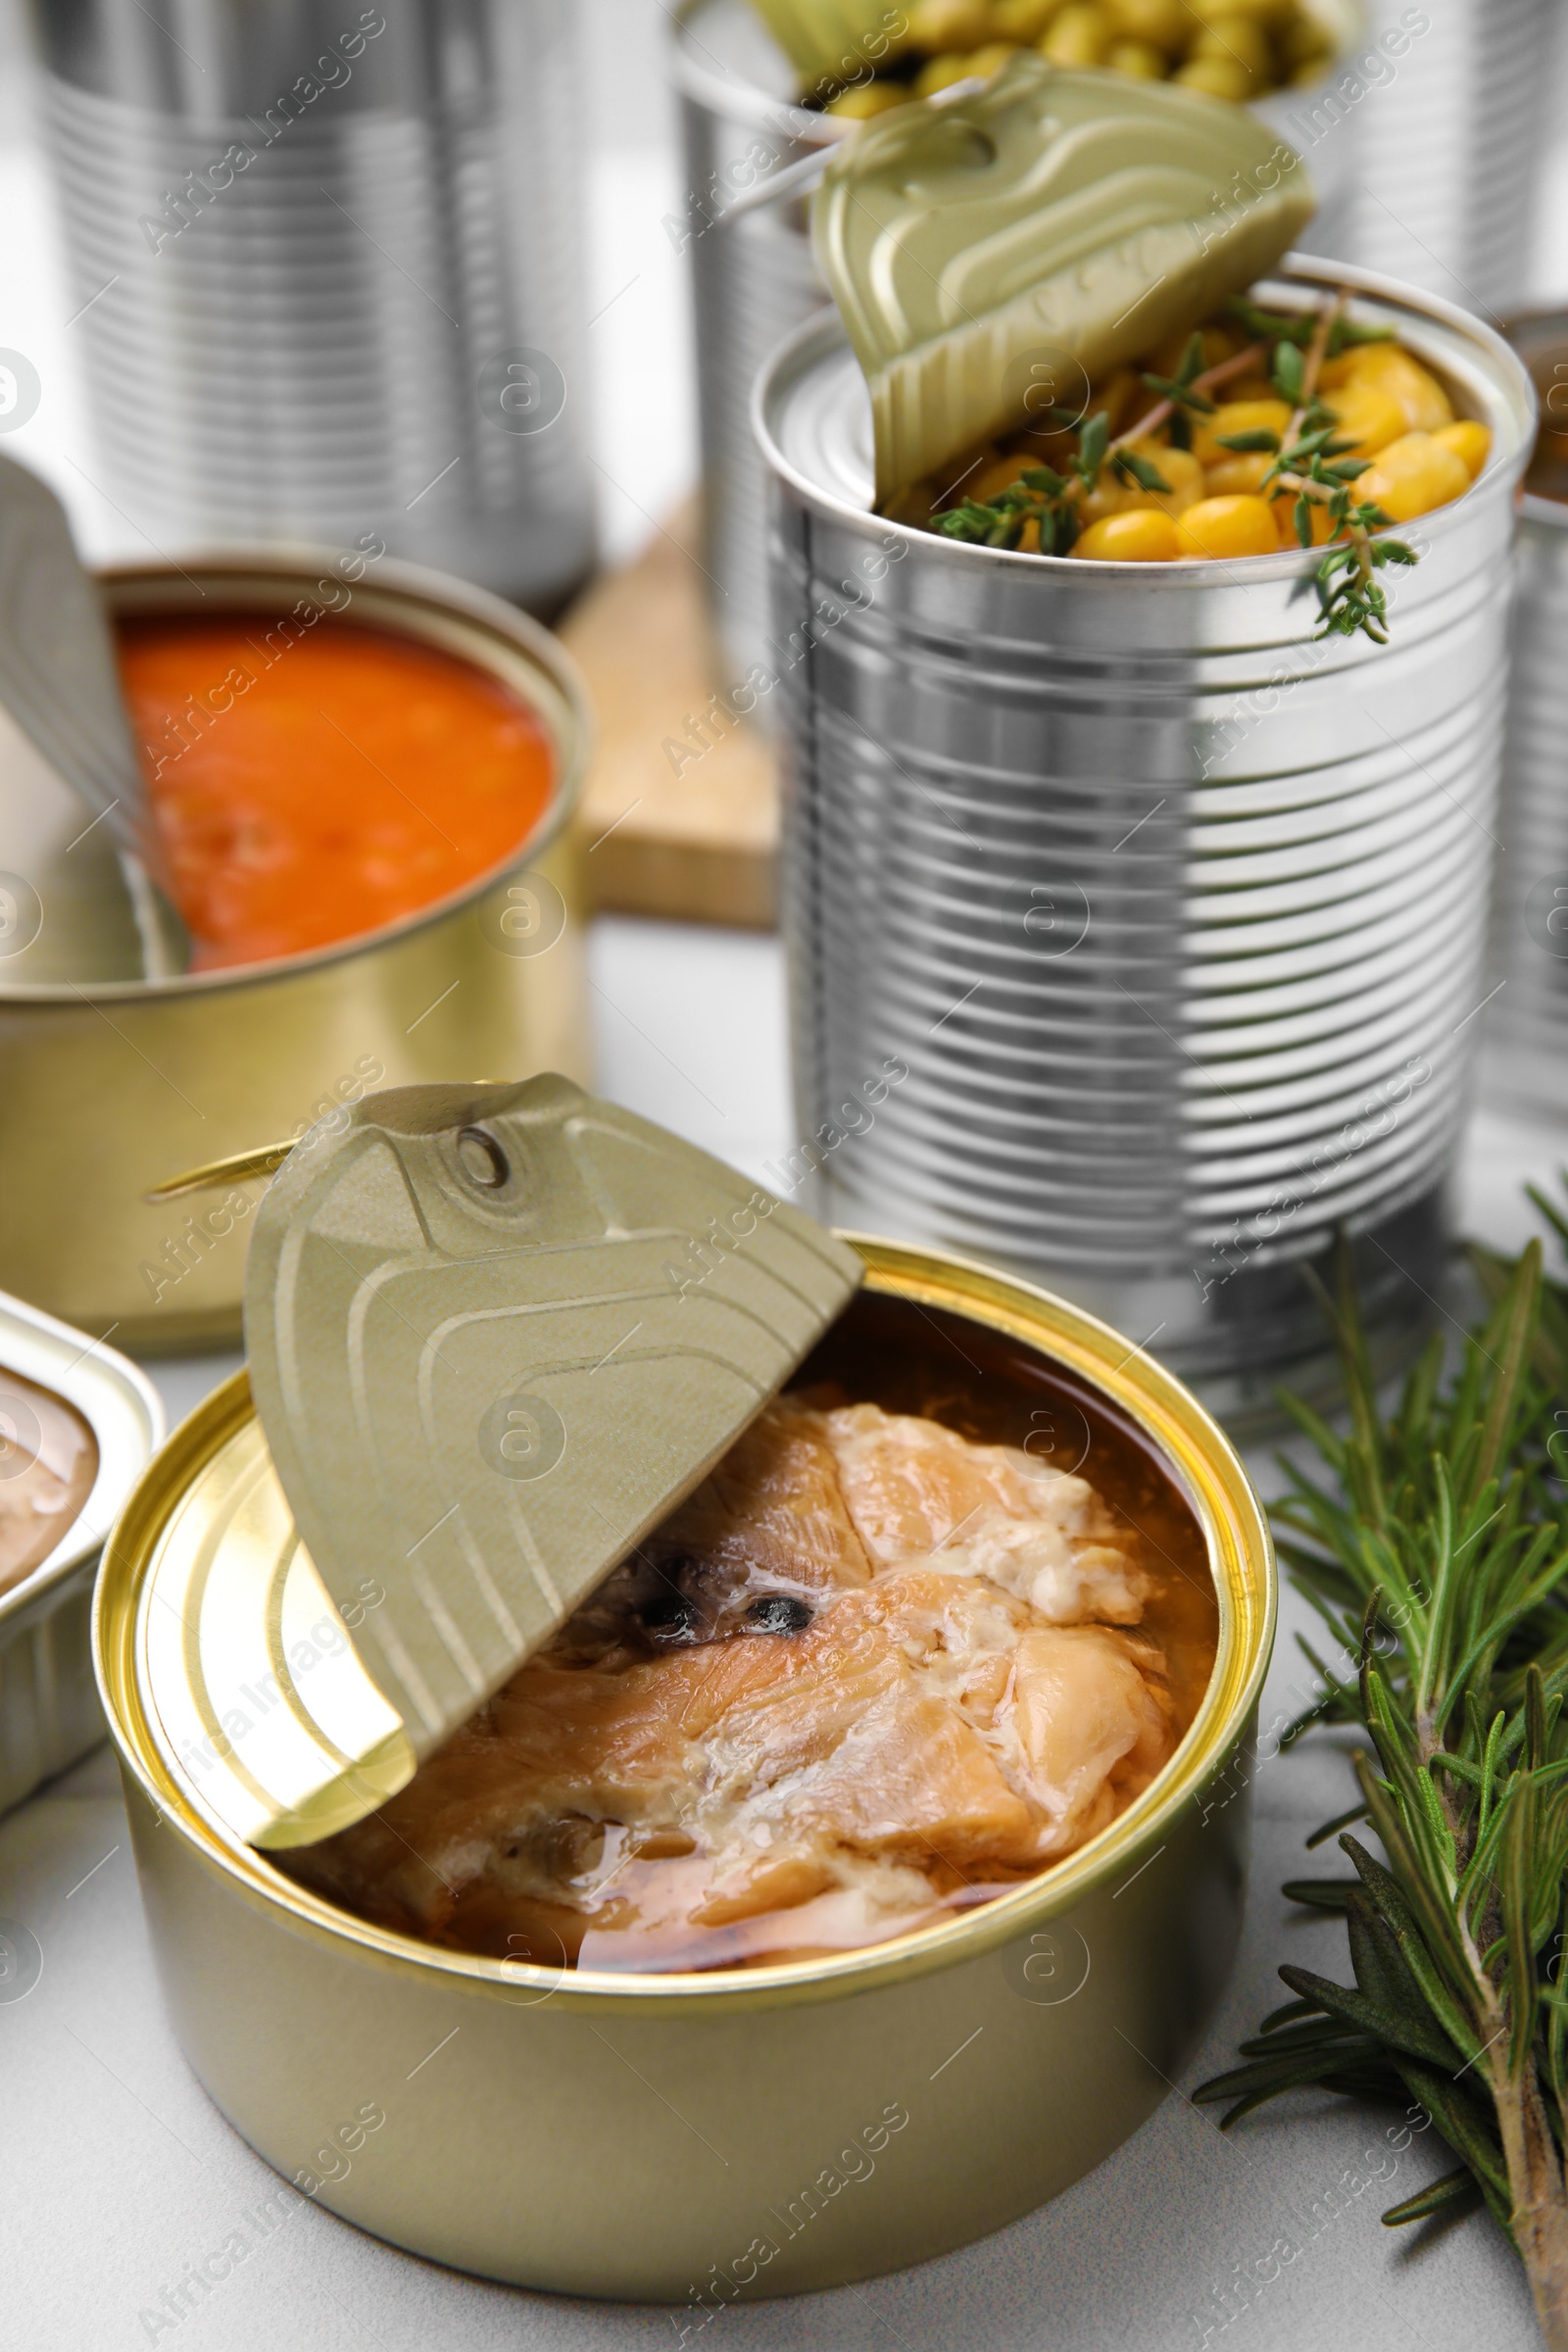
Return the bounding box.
[24,0,594,615]
[1484,309,1568,1118]
[755,259,1534,1419]
[1288,0,1559,317]
[671,0,1363,699]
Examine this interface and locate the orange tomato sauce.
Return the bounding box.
[118,616,557,972]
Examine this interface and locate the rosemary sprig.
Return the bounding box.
[933,294,1420,642]
[1196,1214,1568,2348]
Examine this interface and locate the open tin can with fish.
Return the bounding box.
[757,250,1534,1418]
[95,1077,1273,2295]
[0,1289,162,1814]
[0,551,589,1353]
[1482,310,1568,1122]
[670,0,1364,696]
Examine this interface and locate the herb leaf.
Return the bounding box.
[1197,1217,1568,2328]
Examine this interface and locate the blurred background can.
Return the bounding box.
[755,261,1534,1422]
[1305,0,1561,316]
[23,0,594,616]
[671,0,1364,706]
[1483,309,1568,1120]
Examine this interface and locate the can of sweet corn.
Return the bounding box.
[756,257,1534,1421]
[94,1236,1274,2296]
[669,0,1364,706]
[1483,308,1568,1120]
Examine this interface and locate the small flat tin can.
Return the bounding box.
[0,1288,163,1813]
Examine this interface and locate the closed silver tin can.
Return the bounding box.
[24,0,594,615]
[755,259,1534,1419]
[1484,309,1568,1117]
[0,1290,162,1815]
[1293,0,1559,317]
[670,0,1363,698]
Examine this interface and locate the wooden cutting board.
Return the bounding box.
[559,501,778,929]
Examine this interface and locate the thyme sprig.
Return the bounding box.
[934,333,1263,556]
[933,294,1417,642]
[1196,1210,1568,2348]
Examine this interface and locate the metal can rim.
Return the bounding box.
[93,1232,1276,2016]
[0,1287,165,1629]
[670,0,1367,147]
[0,546,590,1008]
[1500,305,1568,533]
[753,254,1538,577]
[669,0,848,143]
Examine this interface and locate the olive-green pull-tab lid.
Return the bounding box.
[236,1076,860,1836]
[811,54,1315,503]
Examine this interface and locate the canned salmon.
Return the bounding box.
[95,1238,1273,2297]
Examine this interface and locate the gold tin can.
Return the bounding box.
[95,1238,1274,2300]
[0,552,591,1354]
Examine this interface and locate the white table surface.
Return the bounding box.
[2,916,1561,2352]
[4,3,1568,2338]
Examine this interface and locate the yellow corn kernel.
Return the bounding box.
[1219,375,1278,405]
[1191,396,1293,466]
[1175,495,1281,558]
[1074,508,1183,561]
[967,38,1021,73]
[907,0,994,45]
[990,0,1060,35]
[1039,1,1114,65]
[1356,432,1471,523]
[1204,450,1273,496]
[826,81,910,116]
[1114,439,1204,514]
[1107,34,1168,72]
[1017,515,1043,553]
[1174,51,1253,96]
[1005,422,1078,472]
[1193,15,1273,74]
[1432,418,1492,480]
[1321,379,1407,458]
[1184,0,1290,22]
[1090,365,1144,437]
[914,47,979,91]
[1104,0,1191,40]
[967,451,1027,502]
[1320,341,1453,432]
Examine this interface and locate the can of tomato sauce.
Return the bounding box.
[756,258,1534,1423]
[0,550,589,1349]
[94,1234,1273,2296]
